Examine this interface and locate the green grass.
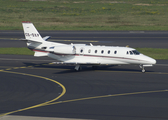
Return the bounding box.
[0,47,34,55]
[136,48,168,60]
[0,0,168,30]
[0,47,168,60]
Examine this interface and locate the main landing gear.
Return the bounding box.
[74,65,98,71]
[74,65,82,71]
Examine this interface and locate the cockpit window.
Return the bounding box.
[128,50,140,55]
[132,50,140,55]
[129,51,133,55]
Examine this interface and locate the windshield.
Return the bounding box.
[132,50,140,55]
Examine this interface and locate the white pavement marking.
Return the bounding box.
[1,115,92,120]
[0,58,54,62]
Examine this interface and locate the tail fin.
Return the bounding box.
[22,21,44,43]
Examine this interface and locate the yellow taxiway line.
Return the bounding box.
[0,70,66,117]
[1,64,168,116]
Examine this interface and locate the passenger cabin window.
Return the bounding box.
[101,50,104,54]
[108,50,110,54]
[95,50,97,53]
[80,49,83,53]
[114,51,117,54]
[88,49,91,53]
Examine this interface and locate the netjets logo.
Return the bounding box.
[25,33,39,37]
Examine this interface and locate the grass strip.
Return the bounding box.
[136,48,168,60]
[0,47,167,60]
[0,0,168,30]
[0,47,34,55]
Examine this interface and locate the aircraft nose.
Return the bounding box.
[149,58,156,64]
[142,55,156,65]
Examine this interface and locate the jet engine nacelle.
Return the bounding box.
[54,45,76,55]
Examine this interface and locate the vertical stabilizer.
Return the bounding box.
[22,21,44,43]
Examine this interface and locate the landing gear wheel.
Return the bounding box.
[139,64,146,73]
[74,65,82,71]
[142,69,145,73]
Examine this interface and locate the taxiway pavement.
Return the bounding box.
[0,30,168,48]
[0,31,168,120]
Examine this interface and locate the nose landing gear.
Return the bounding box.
[142,68,145,73]
[139,64,145,73]
[139,64,153,73]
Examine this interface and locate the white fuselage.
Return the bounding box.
[27,41,156,65]
[22,21,156,72]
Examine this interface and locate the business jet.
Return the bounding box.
[22,21,156,73]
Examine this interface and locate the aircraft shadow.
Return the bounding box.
[22,62,154,74]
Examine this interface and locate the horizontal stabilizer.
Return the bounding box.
[34,51,48,57]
